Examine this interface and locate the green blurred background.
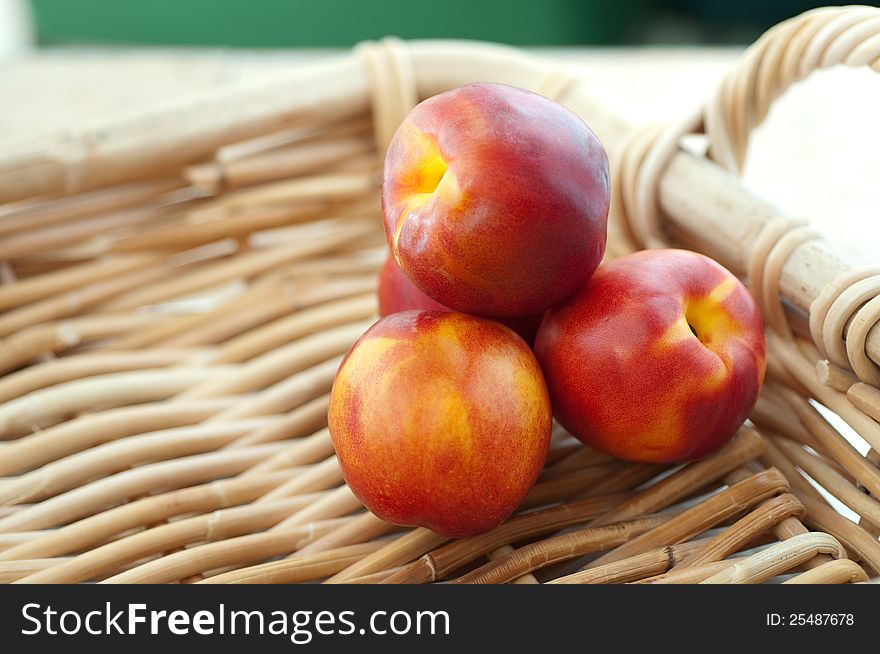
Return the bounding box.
[28,0,876,47]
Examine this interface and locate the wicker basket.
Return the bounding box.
[0,5,879,585]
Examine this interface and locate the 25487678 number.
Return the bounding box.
[791,614,853,626]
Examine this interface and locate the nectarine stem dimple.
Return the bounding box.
[418,158,448,196]
[390,157,452,255]
[684,298,723,346]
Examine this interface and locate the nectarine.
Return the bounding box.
[535,249,765,463]
[329,310,552,537]
[378,254,452,317]
[377,255,543,344]
[383,82,610,317]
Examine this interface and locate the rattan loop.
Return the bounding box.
[821,275,880,371]
[809,266,880,359]
[846,295,880,386]
[611,125,663,249]
[760,224,820,340]
[355,38,418,155]
[746,217,803,335]
[612,109,703,250]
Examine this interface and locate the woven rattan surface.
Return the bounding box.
[0,5,879,584]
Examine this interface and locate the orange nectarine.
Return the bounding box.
[535,249,765,463]
[329,310,552,537]
[378,254,453,317]
[383,82,610,317]
[378,255,543,344]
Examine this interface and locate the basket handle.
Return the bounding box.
[624,5,880,246]
[703,5,880,174]
[356,38,419,156]
[711,4,880,384]
[616,5,880,385]
[714,4,880,385]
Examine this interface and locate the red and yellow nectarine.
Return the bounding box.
[378,254,543,344]
[382,82,610,317]
[329,310,552,537]
[378,254,448,316]
[535,249,765,463]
